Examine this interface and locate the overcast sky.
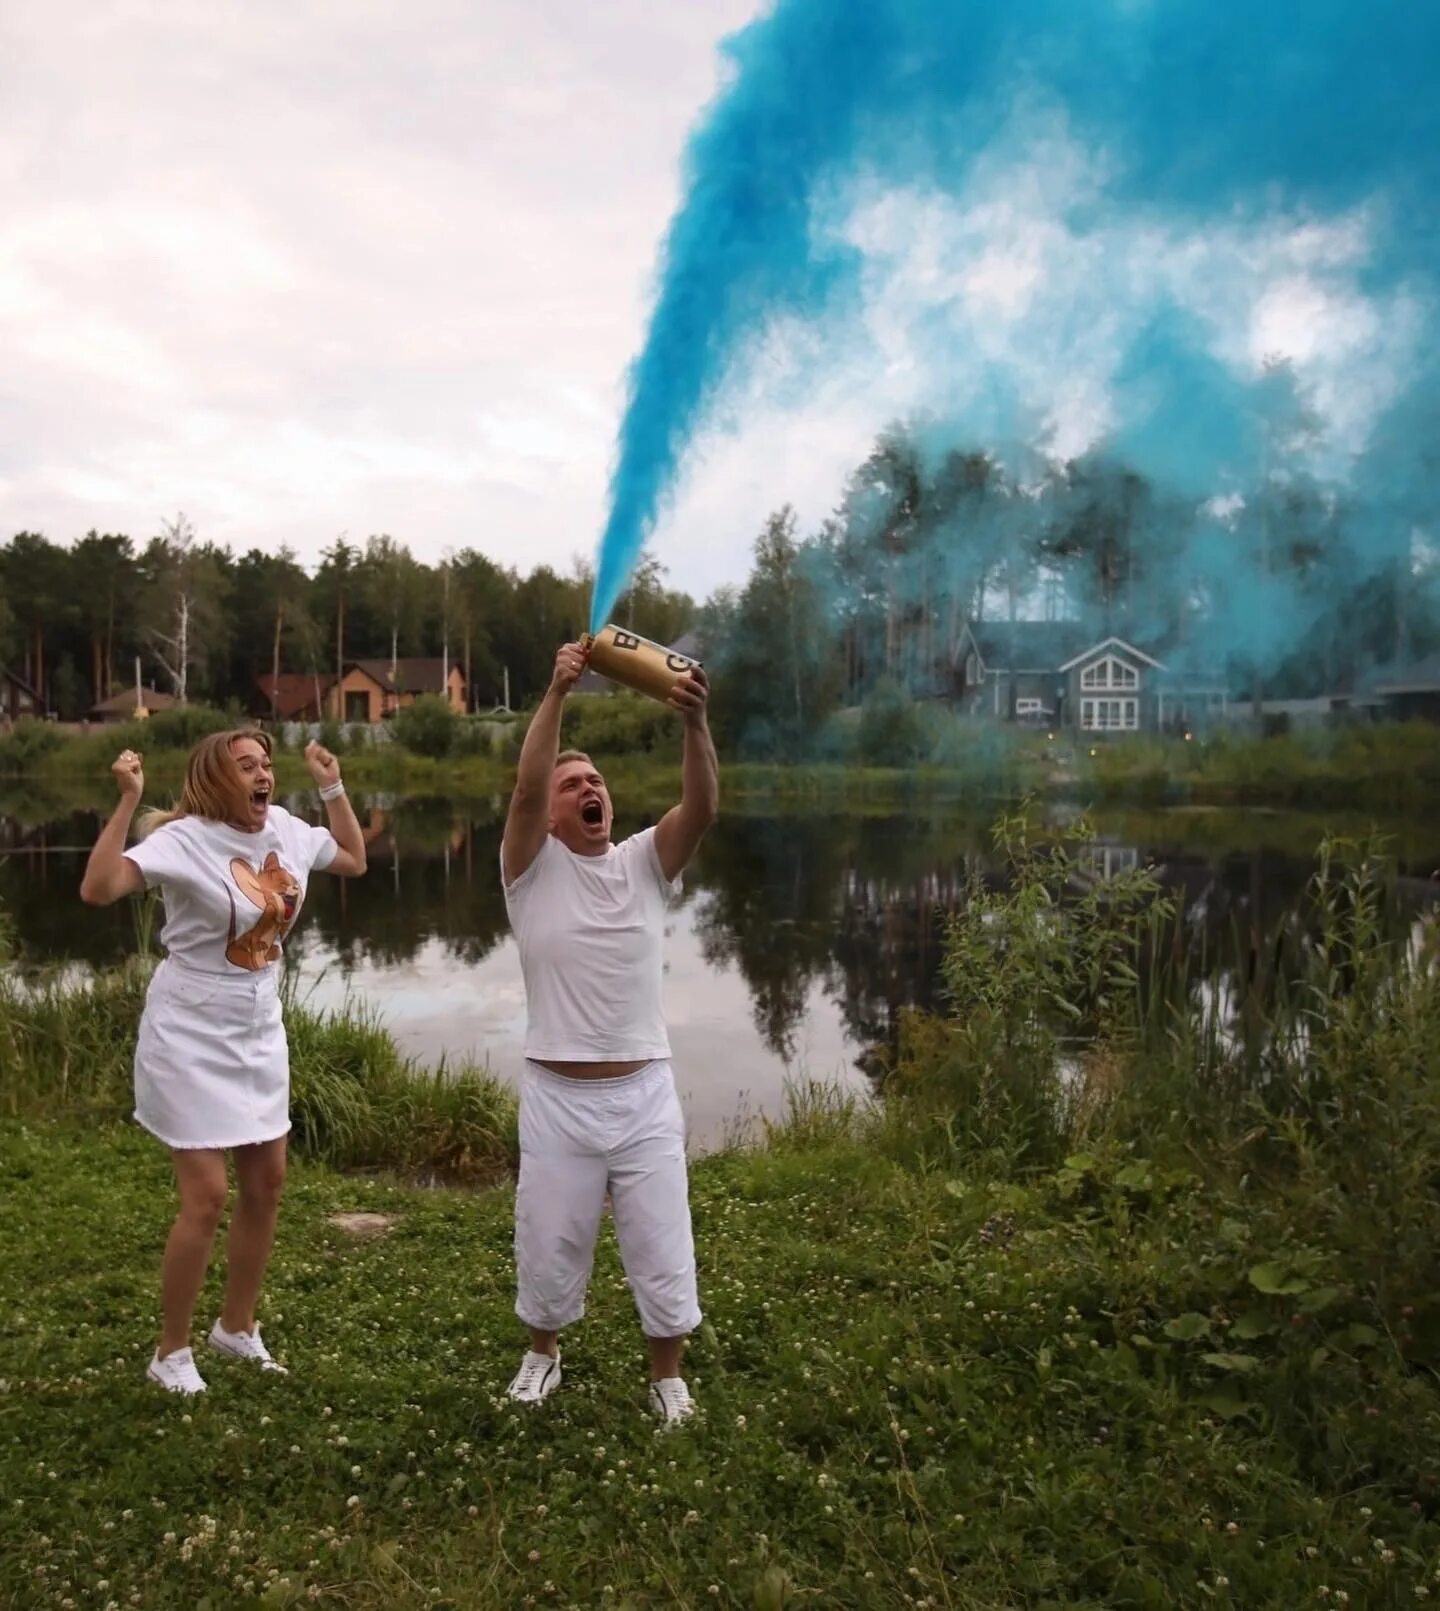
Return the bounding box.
[0,0,843,601]
[3,2,1406,614]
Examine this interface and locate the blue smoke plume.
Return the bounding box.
[591,0,1440,669]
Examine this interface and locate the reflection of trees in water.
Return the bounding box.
[697,823,1439,1085]
[0,811,142,970]
[4,801,1436,1073]
[692,817,853,1060]
[829,861,977,1077]
[693,813,994,1065]
[297,805,510,968]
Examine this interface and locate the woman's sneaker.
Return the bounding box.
[506,1350,561,1403]
[649,1376,695,1425]
[208,1320,288,1373]
[147,1347,207,1395]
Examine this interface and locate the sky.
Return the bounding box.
[5,1,1432,630]
[0,0,832,601]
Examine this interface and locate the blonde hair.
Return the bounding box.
[554,748,593,770]
[137,728,273,838]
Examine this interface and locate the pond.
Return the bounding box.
[4,792,1437,1149]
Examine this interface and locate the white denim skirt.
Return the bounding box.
[134,958,290,1151]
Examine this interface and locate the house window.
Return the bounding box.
[965,652,979,685]
[1081,697,1138,732]
[345,690,369,723]
[1015,698,1044,716]
[1083,844,1140,880]
[1080,655,1139,691]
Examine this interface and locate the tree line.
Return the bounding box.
[5,399,1435,744]
[0,524,693,719]
[700,412,1439,755]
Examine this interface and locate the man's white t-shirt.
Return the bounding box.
[501,826,681,1062]
[123,805,337,975]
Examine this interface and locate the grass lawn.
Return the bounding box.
[3,1118,1438,1611]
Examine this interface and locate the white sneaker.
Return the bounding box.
[506,1349,561,1404]
[649,1376,695,1425]
[208,1320,288,1373]
[147,1347,207,1395]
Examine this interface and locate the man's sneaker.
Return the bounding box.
[506,1349,561,1404]
[208,1320,288,1373]
[147,1347,207,1395]
[649,1376,695,1425]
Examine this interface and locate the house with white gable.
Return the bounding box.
[952,621,1228,734]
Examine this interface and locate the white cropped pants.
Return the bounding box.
[514,1060,701,1339]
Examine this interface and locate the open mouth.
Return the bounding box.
[251,788,271,810]
[580,800,604,827]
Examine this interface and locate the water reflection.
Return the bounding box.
[3,795,1437,1148]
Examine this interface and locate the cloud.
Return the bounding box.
[0,0,761,579]
[647,101,1425,591]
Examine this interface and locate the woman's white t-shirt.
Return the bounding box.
[502,826,681,1061]
[123,806,337,974]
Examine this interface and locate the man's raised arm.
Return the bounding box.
[502,641,586,885]
[655,666,719,882]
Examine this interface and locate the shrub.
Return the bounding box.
[450,714,515,758]
[503,692,678,762]
[130,704,235,750]
[391,694,458,758]
[855,678,927,767]
[0,719,64,775]
[92,704,236,758]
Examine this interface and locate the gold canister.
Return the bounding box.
[580,624,701,704]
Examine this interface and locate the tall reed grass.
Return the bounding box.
[0,902,517,1181]
[863,809,1440,1310]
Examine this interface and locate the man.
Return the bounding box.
[499,638,719,1422]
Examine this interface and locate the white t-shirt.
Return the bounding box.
[124,805,338,975]
[502,826,681,1061]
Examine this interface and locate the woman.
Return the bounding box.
[80,728,367,1394]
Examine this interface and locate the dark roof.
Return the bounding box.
[962,620,1095,672]
[256,672,336,720]
[351,657,463,695]
[1057,636,1164,673]
[1372,652,1440,694]
[90,683,179,715]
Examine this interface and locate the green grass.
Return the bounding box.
[7,708,1440,813]
[3,828,1440,1606]
[2,1111,1439,1610]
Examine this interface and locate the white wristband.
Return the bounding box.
[318,779,346,801]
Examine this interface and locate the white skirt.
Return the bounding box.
[134,958,290,1150]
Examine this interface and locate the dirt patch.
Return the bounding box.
[327,1211,397,1238]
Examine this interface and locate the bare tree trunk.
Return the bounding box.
[271,601,284,722]
[336,588,346,722]
[176,594,189,703]
[441,564,451,707]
